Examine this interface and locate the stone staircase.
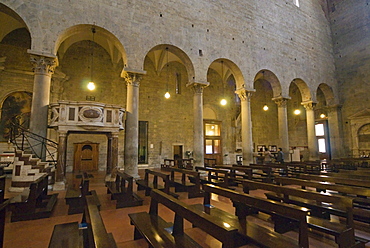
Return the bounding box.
[9,150,55,192]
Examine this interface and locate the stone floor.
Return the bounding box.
[2,169,370,248]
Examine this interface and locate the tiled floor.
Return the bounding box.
[2,170,370,248]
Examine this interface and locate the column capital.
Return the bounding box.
[57,130,68,137]
[29,52,58,76]
[122,69,145,87]
[187,81,209,94]
[301,101,317,110]
[273,96,290,107]
[235,87,255,101]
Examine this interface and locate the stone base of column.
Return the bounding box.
[53,181,66,191]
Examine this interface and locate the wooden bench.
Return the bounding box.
[204,158,217,167]
[191,184,310,248]
[0,199,9,248]
[275,176,370,224]
[241,179,365,248]
[9,173,58,222]
[65,172,100,214]
[49,195,117,248]
[161,167,203,198]
[194,166,231,187]
[128,189,244,248]
[106,170,143,208]
[136,169,178,198]
[249,163,289,176]
[295,173,370,188]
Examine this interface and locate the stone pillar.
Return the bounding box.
[29,52,58,159]
[326,105,343,159]
[54,130,67,190]
[188,82,209,168]
[123,70,144,178]
[235,87,255,165]
[273,97,290,161]
[302,101,318,161]
[107,132,119,175]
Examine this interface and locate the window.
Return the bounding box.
[294,0,300,7]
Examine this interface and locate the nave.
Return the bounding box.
[3,169,370,248]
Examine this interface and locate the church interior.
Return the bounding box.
[0,0,370,247]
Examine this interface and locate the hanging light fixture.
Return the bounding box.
[294,109,301,115]
[263,104,269,111]
[164,47,170,99]
[87,26,96,91]
[220,60,227,106]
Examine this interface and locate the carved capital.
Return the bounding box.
[187,82,209,94]
[273,97,290,108]
[122,71,143,87]
[235,87,254,102]
[301,101,317,110]
[30,55,58,75]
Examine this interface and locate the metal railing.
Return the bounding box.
[8,121,58,167]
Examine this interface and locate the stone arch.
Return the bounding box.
[207,59,245,90]
[145,44,195,83]
[317,83,336,106]
[290,78,313,102]
[0,3,29,43]
[254,70,282,98]
[54,24,127,68]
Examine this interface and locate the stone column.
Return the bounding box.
[54,130,67,190]
[273,97,290,161]
[235,87,255,165]
[188,82,209,168]
[29,52,58,159]
[107,132,119,175]
[302,101,318,161]
[326,105,343,159]
[123,70,144,178]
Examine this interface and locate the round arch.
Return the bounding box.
[254,70,282,98]
[290,78,313,102]
[144,44,195,83]
[54,24,127,67]
[317,83,336,106]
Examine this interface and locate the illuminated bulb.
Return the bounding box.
[294,109,301,115]
[164,91,170,99]
[220,98,227,106]
[320,113,326,118]
[87,82,95,91]
[263,104,269,111]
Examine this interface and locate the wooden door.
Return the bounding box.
[74,142,99,172]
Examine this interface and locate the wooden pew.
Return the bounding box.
[65,172,100,214]
[194,166,231,187]
[275,176,370,224]
[204,157,217,167]
[0,200,9,248]
[49,195,117,248]
[191,184,309,248]
[106,170,143,208]
[0,175,5,203]
[249,163,289,176]
[136,169,178,198]
[9,173,58,222]
[295,173,370,188]
[128,189,245,248]
[161,167,203,198]
[241,179,365,248]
